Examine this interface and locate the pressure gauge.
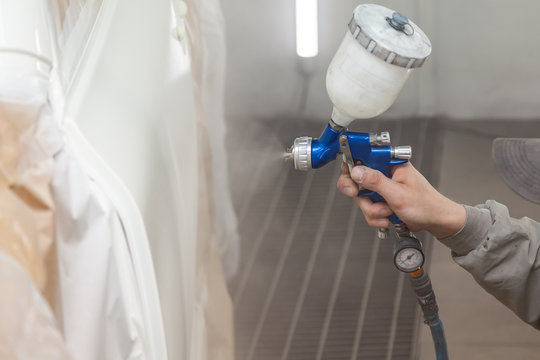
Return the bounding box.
[393,236,424,273]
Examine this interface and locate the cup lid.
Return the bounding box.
[349,4,432,69]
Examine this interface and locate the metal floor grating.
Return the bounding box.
[226,117,442,360]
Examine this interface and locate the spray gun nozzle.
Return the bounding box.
[286,137,312,171]
[284,147,294,163]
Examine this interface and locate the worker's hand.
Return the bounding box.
[337,162,466,239]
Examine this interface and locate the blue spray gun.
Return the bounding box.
[289,125,410,235]
[285,4,448,359]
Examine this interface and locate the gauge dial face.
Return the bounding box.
[394,247,424,272]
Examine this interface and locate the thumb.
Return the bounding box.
[350,166,403,202]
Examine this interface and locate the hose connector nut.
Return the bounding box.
[378,228,390,239]
[391,146,412,159]
[370,132,391,146]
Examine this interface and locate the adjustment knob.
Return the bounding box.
[392,146,412,159]
[370,132,391,146]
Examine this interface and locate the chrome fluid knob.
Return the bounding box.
[392,146,412,160]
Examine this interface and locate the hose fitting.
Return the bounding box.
[409,270,440,324]
[409,270,449,360]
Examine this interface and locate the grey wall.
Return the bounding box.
[222,0,540,121]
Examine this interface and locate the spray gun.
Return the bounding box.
[285,4,448,359]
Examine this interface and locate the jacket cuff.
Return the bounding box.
[438,205,492,256]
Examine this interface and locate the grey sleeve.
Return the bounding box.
[438,200,540,329]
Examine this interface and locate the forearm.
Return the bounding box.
[438,200,540,329]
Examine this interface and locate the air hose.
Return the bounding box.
[409,269,449,360]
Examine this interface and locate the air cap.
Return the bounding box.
[348,4,432,69]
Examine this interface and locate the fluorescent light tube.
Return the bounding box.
[295,0,319,57]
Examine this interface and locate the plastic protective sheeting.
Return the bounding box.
[0,74,56,304]
[46,0,104,89]
[0,249,70,360]
[187,0,241,280]
[50,101,168,360]
[0,73,69,359]
[57,0,234,358]
[183,0,236,357]
[0,67,167,358]
[0,0,236,358]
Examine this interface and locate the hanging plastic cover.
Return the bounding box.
[0,49,167,360]
[0,67,167,360]
[46,1,169,358]
[0,249,70,359]
[52,0,235,358]
[0,70,70,359]
[0,0,167,358]
[0,0,236,358]
[186,0,241,280]
[46,0,104,90]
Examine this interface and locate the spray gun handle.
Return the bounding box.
[358,190,403,224]
[356,160,407,225]
[358,179,402,239]
[339,131,409,225]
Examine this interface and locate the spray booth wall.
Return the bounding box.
[222,0,540,121]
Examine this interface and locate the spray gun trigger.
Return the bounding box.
[341,155,362,171]
[339,135,355,171]
[339,135,367,195]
